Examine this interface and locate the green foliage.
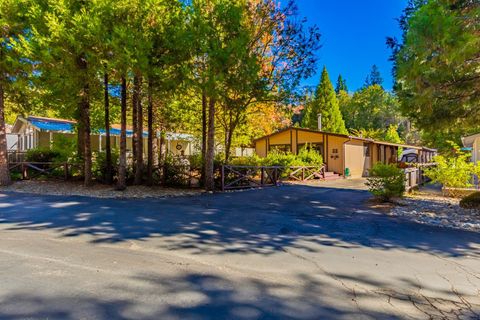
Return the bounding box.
[51,134,77,162]
[297,145,324,166]
[25,148,61,163]
[384,124,402,144]
[229,155,263,166]
[262,152,304,167]
[342,84,402,132]
[302,66,347,134]
[335,74,348,94]
[366,163,406,201]
[459,192,480,209]
[364,64,383,87]
[424,151,479,189]
[93,149,119,182]
[390,0,480,133]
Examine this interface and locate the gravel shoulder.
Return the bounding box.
[389,189,480,232]
[0,180,202,199]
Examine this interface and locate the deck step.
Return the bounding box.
[324,171,337,177]
[323,172,342,180]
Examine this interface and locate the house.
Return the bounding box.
[254,127,436,178]
[9,115,198,157]
[461,133,480,163]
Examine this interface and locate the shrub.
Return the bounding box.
[51,134,77,162]
[262,151,304,167]
[229,155,262,166]
[424,153,478,188]
[26,148,61,163]
[162,154,191,186]
[93,149,119,182]
[366,163,406,201]
[459,192,480,209]
[297,146,323,166]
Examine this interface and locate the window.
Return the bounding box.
[332,148,338,154]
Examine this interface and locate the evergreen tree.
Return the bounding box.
[389,0,480,132]
[335,74,348,94]
[302,66,347,134]
[364,64,383,87]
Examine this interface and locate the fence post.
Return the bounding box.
[301,167,305,181]
[260,167,264,186]
[22,163,28,180]
[221,165,225,192]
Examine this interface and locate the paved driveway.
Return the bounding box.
[0,185,479,319]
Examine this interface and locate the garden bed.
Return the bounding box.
[0,180,202,199]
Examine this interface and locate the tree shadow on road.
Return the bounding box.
[0,185,478,258]
[0,271,407,320]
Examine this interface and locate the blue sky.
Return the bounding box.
[296,0,407,91]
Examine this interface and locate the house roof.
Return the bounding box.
[11,115,193,140]
[461,133,480,148]
[253,126,435,151]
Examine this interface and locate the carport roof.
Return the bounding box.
[461,133,480,148]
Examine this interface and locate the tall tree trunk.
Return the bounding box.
[205,97,216,191]
[116,76,127,191]
[201,90,207,186]
[77,107,85,164]
[77,54,92,187]
[0,80,11,186]
[132,75,139,168]
[104,71,112,184]
[224,125,235,164]
[146,78,154,186]
[134,75,143,185]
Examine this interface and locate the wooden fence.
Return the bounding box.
[8,162,80,180]
[220,165,326,191]
[404,163,436,191]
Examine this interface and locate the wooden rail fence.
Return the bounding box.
[8,162,80,180]
[220,165,326,191]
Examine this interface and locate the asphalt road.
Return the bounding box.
[0,185,479,319]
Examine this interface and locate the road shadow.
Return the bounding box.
[0,271,403,320]
[0,270,477,320]
[0,185,478,257]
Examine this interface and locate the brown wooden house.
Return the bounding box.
[254,127,436,178]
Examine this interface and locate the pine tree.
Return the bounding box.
[302,66,348,134]
[364,64,383,87]
[335,74,348,94]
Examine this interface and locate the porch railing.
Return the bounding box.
[403,163,436,191]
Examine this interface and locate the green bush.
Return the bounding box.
[26,148,62,163]
[262,151,304,167]
[459,192,480,209]
[93,149,119,182]
[366,163,406,201]
[424,153,479,188]
[51,134,77,162]
[297,146,323,166]
[229,155,262,166]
